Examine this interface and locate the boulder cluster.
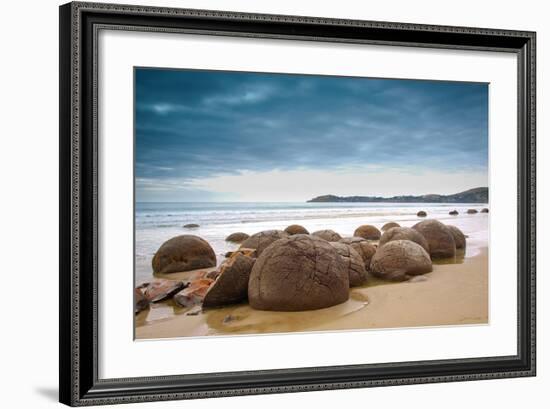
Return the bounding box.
[136,218,471,314]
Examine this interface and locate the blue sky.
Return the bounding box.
[135,68,488,202]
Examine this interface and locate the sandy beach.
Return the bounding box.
[136,245,488,339]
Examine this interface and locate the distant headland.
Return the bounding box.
[307,187,488,203]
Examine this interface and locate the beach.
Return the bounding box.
[135,202,489,339]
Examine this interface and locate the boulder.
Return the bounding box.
[142,279,185,303]
[203,254,256,308]
[338,237,377,268]
[449,210,459,216]
[183,223,200,228]
[467,209,478,214]
[353,225,381,240]
[370,240,432,281]
[412,219,456,259]
[134,288,149,314]
[248,235,349,311]
[173,278,214,307]
[225,232,250,243]
[417,210,427,217]
[381,222,400,231]
[379,227,430,253]
[152,235,216,274]
[481,208,489,213]
[311,229,342,242]
[330,242,368,287]
[239,230,289,256]
[446,225,466,250]
[284,224,309,235]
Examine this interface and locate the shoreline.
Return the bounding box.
[136,246,488,339]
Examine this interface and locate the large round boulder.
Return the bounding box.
[239,230,288,257]
[353,225,381,240]
[311,229,342,242]
[152,235,216,274]
[381,222,400,231]
[379,227,430,253]
[203,254,255,308]
[330,242,368,287]
[370,240,432,281]
[225,232,250,243]
[412,220,456,259]
[248,235,349,311]
[338,237,377,268]
[284,224,309,235]
[446,225,466,250]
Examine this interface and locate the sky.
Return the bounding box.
[135,68,488,202]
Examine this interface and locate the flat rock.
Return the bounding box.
[142,279,185,303]
[173,278,214,308]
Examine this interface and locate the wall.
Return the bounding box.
[0,0,546,408]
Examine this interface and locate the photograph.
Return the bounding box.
[133,68,490,339]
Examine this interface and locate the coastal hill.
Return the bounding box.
[307,187,488,203]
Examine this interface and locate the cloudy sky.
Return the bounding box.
[135,68,488,202]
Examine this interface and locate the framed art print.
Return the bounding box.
[59,2,536,405]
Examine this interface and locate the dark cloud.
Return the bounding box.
[135,68,488,200]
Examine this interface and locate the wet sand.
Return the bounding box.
[135,247,488,339]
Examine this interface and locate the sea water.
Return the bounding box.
[135,202,489,284]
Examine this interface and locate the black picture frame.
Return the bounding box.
[59,2,536,406]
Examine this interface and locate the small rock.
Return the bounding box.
[225,248,257,259]
[223,315,236,324]
[409,275,428,283]
[183,223,200,228]
[173,278,214,307]
[417,210,427,217]
[467,209,478,214]
[449,210,459,216]
[481,208,489,213]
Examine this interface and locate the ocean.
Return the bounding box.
[135,202,489,284]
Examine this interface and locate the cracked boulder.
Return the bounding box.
[446,225,466,250]
[370,240,432,281]
[248,235,349,311]
[379,227,430,254]
[412,219,456,259]
[338,237,377,270]
[203,253,256,308]
[330,242,368,287]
